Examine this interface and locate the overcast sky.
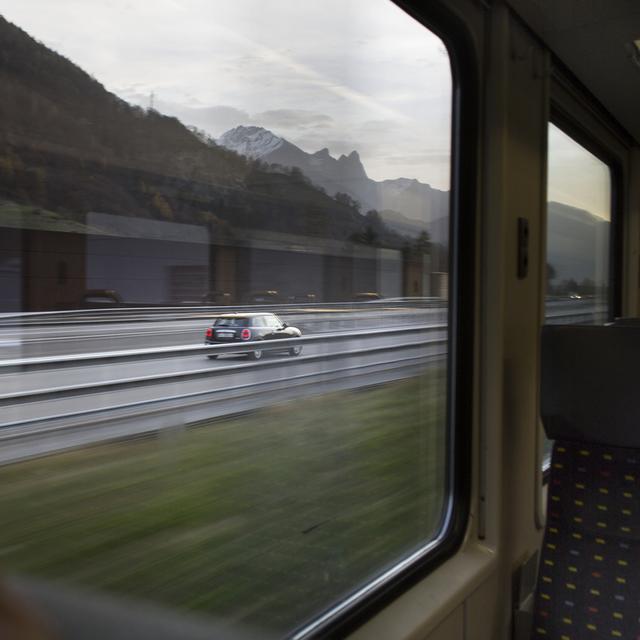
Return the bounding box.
[1,1,610,216]
[0,0,453,189]
[548,124,611,220]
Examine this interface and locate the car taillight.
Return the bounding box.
[241,328,251,340]
[205,328,213,338]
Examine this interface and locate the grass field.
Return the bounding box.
[0,371,447,634]
[0,201,98,234]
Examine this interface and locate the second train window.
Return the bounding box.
[545,122,612,326]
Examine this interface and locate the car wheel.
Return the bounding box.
[248,349,263,361]
[288,345,302,356]
[207,354,219,360]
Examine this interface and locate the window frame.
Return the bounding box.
[539,66,631,485]
[548,109,624,323]
[0,1,478,636]
[541,116,621,479]
[292,1,479,637]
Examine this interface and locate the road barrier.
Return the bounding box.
[0,326,446,464]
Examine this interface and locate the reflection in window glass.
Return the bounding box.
[0,1,452,636]
[545,123,611,326]
[543,124,612,466]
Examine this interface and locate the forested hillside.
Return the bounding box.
[0,16,405,247]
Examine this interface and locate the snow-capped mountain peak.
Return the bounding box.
[215,124,449,242]
[217,125,284,159]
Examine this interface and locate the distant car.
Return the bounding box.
[204,312,302,360]
[353,292,381,302]
[245,290,281,304]
[287,293,317,303]
[201,291,231,305]
[79,289,123,308]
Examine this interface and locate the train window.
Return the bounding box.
[542,122,613,467]
[0,1,460,637]
[545,123,612,325]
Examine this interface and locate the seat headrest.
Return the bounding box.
[541,323,640,448]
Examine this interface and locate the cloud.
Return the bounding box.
[138,98,335,140]
[252,109,333,130]
[139,100,250,137]
[355,119,401,140]
[181,105,250,133]
[206,20,412,124]
[359,119,395,131]
[0,0,452,189]
[385,152,451,166]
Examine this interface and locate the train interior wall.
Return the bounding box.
[348,1,640,639]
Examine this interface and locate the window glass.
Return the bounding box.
[543,123,612,466]
[0,1,453,636]
[545,123,611,325]
[214,317,250,327]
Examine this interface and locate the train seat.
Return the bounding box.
[532,324,640,639]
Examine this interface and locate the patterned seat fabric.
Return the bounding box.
[532,439,640,639]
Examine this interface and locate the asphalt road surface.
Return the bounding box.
[0,306,444,359]
[0,324,446,464]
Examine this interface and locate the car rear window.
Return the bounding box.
[213,318,249,327]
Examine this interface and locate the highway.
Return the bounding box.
[0,298,604,465]
[0,297,600,358]
[0,304,445,358]
[0,319,446,465]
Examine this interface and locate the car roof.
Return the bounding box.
[213,312,275,318]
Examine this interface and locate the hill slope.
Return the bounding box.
[0,16,402,246]
[547,201,610,286]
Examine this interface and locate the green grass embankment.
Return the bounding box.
[0,372,446,633]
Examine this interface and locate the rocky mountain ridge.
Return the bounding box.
[217,125,449,243]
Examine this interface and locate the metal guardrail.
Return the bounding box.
[0,296,601,321]
[0,298,607,330]
[0,326,443,408]
[0,324,444,373]
[0,299,446,327]
[0,300,610,464]
[0,300,606,376]
[0,349,441,433]
[0,336,446,464]
[0,307,444,360]
[544,309,608,325]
